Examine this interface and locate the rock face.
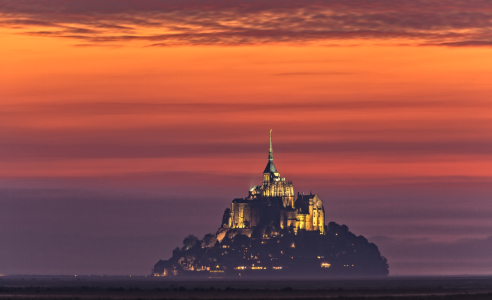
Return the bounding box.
[152,131,389,277]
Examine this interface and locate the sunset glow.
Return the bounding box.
[1,0,491,276]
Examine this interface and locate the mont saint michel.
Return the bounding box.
[152,131,389,277]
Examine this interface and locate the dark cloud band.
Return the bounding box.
[1,0,491,46]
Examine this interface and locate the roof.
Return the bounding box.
[295,194,314,214]
[263,160,278,173]
[297,194,315,201]
[154,259,174,268]
[232,198,248,203]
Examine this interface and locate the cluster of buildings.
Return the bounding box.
[220,130,325,238]
[153,131,328,277]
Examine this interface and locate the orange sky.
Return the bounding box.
[2,35,492,181]
[1,0,492,276]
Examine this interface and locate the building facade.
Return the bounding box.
[222,130,325,235]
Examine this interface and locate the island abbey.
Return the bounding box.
[217,130,325,240]
[152,131,389,277]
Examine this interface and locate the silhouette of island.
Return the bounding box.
[152,131,389,277]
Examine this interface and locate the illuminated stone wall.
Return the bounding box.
[224,136,325,234]
[228,182,325,234]
[261,179,295,208]
[230,201,260,229]
[280,210,297,230]
[295,194,325,234]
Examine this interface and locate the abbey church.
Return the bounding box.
[218,130,325,240]
[152,131,390,277]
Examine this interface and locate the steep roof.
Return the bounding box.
[295,194,314,214]
[263,160,278,173]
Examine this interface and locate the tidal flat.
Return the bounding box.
[1,276,491,300]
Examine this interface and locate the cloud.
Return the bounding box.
[436,40,492,47]
[2,100,491,116]
[1,0,491,46]
[0,101,491,163]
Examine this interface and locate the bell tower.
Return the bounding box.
[263,129,279,184]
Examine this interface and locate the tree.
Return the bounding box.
[182,235,199,251]
[201,233,216,248]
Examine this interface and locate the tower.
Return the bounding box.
[258,130,295,206]
[263,129,279,184]
[224,130,324,234]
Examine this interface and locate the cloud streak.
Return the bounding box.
[1,0,492,46]
[1,101,491,162]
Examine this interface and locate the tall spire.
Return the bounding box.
[263,129,278,174]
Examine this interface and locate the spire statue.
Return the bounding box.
[269,129,273,161]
